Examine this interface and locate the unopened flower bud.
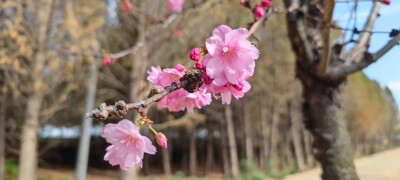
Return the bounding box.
[254,5,265,19]
[190,48,201,61]
[381,0,391,5]
[174,64,185,71]
[156,132,168,148]
[122,0,132,12]
[102,58,111,65]
[195,59,204,69]
[262,0,271,8]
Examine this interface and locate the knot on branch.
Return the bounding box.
[179,69,203,93]
[114,100,128,117]
[148,85,164,98]
[363,52,374,63]
[91,103,109,121]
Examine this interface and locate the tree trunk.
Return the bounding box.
[204,126,214,176]
[243,101,253,161]
[18,0,52,179]
[161,131,171,176]
[0,95,7,180]
[259,100,269,170]
[302,128,314,167]
[220,121,231,177]
[76,53,99,180]
[225,106,239,177]
[300,74,358,179]
[289,101,305,170]
[189,127,197,176]
[266,102,279,165]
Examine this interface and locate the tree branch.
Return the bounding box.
[108,0,208,59]
[88,69,202,121]
[317,0,335,77]
[327,33,400,79]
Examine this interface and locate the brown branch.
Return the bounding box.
[317,0,335,77]
[87,69,202,121]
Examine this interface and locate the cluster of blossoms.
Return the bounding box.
[189,25,259,104]
[101,25,259,170]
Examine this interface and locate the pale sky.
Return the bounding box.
[334,1,400,110]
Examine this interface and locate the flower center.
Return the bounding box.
[223,46,231,54]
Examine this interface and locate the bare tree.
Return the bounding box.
[283,1,400,179]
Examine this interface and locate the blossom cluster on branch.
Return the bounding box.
[93,23,259,170]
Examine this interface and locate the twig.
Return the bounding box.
[87,69,202,121]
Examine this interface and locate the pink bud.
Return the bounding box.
[262,0,270,8]
[156,132,168,148]
[254,5,265,19]
[174,29,183,37]
[381,0,391,5]
[102,58,111,65]
[174,64,185,71]
[195,59,204,69]
[190,48,201,61]
[122,0,132,12]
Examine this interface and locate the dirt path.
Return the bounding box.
[285,147,400,180]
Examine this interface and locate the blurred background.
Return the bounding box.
[1,0,399,179]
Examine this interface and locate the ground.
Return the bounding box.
[286,147,400,180]
[35,147,400,180]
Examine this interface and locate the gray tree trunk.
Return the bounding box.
[243,101,253,160]
[259,100,269,170]
[266,102,279,165]
[300,76,358,179]
[189,127,197,176]
[220,121,231,177]
[204,126,214,176]
[75,57,99,180]
[0,94,7,180]
[18,0,53,179]
[289,101,305,170]
[225,106,239,177]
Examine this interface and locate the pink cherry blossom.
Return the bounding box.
[101,119,156,170]
[203,73,251,104]
[121,0,132,12]
[147,66,212,112]
[202,25,259,86]
[190,48,201,61]
[156,132,168,148]
[168,0,185,12]
[254,5,265,19]
[157,88,211,112]
[262,0,271,8]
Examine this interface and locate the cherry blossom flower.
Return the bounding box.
[156,132,168,148]
[101,119,156,170]
[147,66,212,112]
[254,5,265,19]
[202,25,259,86]
[262,0,271,8]
[200,25,259,104]
[168,0,185,12]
